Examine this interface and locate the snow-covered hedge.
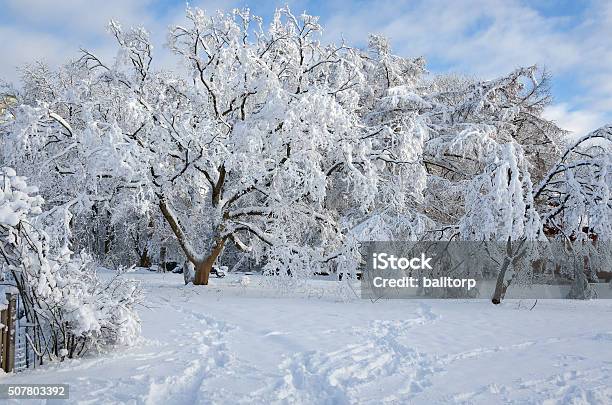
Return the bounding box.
[0,168,141,361]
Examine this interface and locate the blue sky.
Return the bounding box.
[1,0,610,135]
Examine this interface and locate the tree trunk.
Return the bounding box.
[138,246,152,268]
[158,197,228,286]
[492,238,523,305]
[159,246,167,273]
[193,238,226,285]
[183,261,195,285]
[491,256,511,304]
[104,226,114,255]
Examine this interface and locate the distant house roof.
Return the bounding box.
[0,95,17,122]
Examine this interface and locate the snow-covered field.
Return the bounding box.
[4,271,612,404]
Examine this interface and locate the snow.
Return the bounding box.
[2,167,16,177]
[0,204,20,226]
[239,275,251,287]
[0,168,44,226]
[3,272,611,404]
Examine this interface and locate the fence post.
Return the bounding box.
[1,293,16,372]
[1,301,6,371]
[5,293,16,372]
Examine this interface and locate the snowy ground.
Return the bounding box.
[3,271,612,404]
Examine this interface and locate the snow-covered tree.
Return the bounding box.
[74,8,431,284]
[2,6,610,296]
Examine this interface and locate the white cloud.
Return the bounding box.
[0,25,70,84]
[543,103,607,138]
[3,0,156,34]
[321,0,612,133]
[322,0,586,77]
[0,0,243,84]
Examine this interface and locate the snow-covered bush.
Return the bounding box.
[0,168,141,362]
